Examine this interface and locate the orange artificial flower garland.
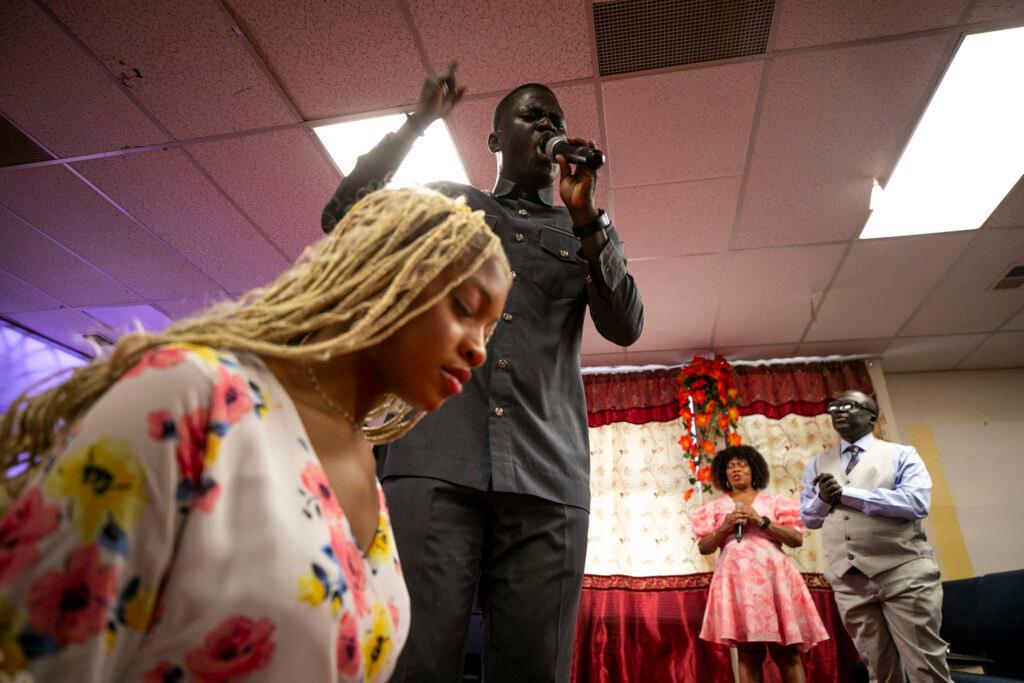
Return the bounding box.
[677,355,741,502]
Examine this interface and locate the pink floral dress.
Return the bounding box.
[0,345,409,682]
[689,493,828,651]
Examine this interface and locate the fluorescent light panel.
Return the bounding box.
[861,26,1024,239]
[313,113,469,188]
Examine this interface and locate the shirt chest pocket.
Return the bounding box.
[531,227,586,300]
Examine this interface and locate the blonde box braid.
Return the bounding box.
[0,186,509,503]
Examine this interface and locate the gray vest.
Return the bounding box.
[819,439,933,579]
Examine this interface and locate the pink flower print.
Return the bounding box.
[175,409,220,512]
[210,366,253,427]
[387,601,400,629]
[330,526,369,617]
[26,544,117,645]
[143,662,183,683]
[301,463,343,520]
[185,615,276,683]
[123,347,189,378]
[0,488,60,585]
[147,410,176,441]
[335,612,361,676]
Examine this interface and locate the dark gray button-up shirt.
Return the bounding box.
[322,132,643,510]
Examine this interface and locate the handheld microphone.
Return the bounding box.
[540,134,606,170]
[734,501,744,543]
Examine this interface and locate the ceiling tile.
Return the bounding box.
[715,343,800,363]
[602,61,762,188]
[985,175,1024,229]
[224,0,425,119]
[0,207,140,307]
[79,304,172,334]
[795,337,889,357]
[74,149,290,294]
[734,35,954,249]
[622,348,706,368]
[405,0,594,95]
[957,330,1024,369]
[901,228,1024,336]
[625,254,725,352]
[1002,305,1024,331]
[714,243,846,346]
[6,308,114,357]
[611,177,740,259]
[968,0,1024,22]
[804,232,973,341]
[882,334,987,373]
[151,297,228,320]
[43,0,298,139]
[0,166,222,300]
[0,270,62,314]
[187,129,340,259]
[773,0,968,51]
[0,1,166,157]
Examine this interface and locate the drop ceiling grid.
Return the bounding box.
[0,165,223,301]
[803,232,976,342]
[0,206,141,307]
[0,0,169,158]
[41,0,300,140]
[899,227,1024,336]
[732,34,956,250]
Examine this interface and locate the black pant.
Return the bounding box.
[383,476,589,682]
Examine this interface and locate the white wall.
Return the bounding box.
[885,368,1024,577]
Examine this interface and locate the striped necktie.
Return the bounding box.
[844,445,862,475]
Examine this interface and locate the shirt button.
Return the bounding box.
[842,515,850,521]
[502,312,513,322]
[845,535,851,541]
[510,270,517,280]
[520,191,528,199]
[494,407,504,417]
[585,274,593,284]
[559,249,569,258]
[497,359,509,369]
[517,208,529,216]
[515,233,525,242]
[847,553,855,560]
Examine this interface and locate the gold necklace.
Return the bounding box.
[305,363,362,430]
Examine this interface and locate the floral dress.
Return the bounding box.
[689,493,828,651]
[0,345,409,682]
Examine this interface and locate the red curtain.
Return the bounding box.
[583,361,875,427]
[571,574,861,683]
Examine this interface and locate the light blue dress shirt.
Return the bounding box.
[800,433,933,529]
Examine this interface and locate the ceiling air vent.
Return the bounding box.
[0,115,54,168]
[593,0,776,77]
[992,264,1024,290]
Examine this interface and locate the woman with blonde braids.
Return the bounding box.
[0,186,510,682]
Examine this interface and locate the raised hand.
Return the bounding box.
[410,62,466,132]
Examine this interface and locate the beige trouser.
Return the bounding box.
[830,557,953,683]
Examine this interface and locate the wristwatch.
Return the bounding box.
[572,210,610,239]
[759,516,772,529]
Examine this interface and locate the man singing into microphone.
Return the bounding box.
[800,391,952,682]
[321,65,643,682]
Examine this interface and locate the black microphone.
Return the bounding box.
[734,500,744,543]
[540,134,606,170]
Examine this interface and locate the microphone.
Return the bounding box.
[540,134,606,170]
[734,501,744,543]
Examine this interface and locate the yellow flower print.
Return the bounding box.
[45,437,147,542]
[122,584,157,631]
[365,516,392,565]
[168,343,220,366]
[104,622,117,652]
[297,572,326,608]
[0,599,26,675]
[363,603,393,682]
[329,592,342,618]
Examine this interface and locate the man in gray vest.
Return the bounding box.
[800,390,952,683]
